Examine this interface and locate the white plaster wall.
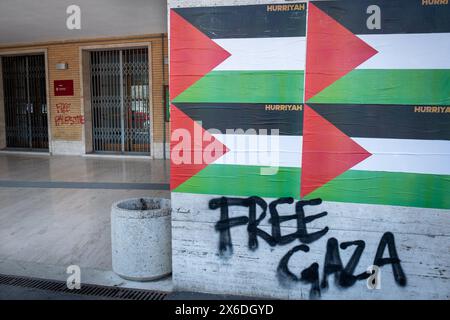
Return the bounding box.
[51,140,85,155]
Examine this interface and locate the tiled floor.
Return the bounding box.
[0,153,171,291]
[0,153,169,183]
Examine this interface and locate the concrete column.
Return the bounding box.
[81,50,93,154]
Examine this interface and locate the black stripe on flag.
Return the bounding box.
[308,104,450,141]
[174,103,303,136]
[173,3,306,39]
[313,0,450,35]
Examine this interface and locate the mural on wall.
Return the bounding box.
[169,0,450,299]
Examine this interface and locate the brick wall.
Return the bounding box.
[49,43,81,141]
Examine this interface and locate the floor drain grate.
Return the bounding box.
[0,273,168,300]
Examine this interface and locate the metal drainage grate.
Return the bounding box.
[0,273,167,300]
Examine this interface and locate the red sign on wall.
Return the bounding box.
[54,80,74,96]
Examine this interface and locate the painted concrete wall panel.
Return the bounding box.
[169,0,450,299]
[172,223,450,299]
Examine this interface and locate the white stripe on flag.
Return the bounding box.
[212,34,450,71]
[213,37,306,71]
[212,134,302,168]
[353,138,450,175]
[357,33,450,69]
[212,134,450,176]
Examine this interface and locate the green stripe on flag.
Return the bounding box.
[174,164,300,199]
[174,164,450,209]
[307,170,450,209]
[173,70,304,103]
[308,69,450,105]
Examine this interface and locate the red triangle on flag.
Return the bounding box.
[305,3,378,101]
[169,10,231,101]
[301,105,371,198]
[170,105,229,190]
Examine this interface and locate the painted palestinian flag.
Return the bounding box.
[173,102,450,209]
[300,0,450,209]
[170,4,306,104]
[304,103,450,209]
[170,1,450,210]
[170,3,306,195]
[173,102,303,198]
[307,0,450,105]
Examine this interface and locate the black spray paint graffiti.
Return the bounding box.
[209,196,407,299]
[210,197,328,254]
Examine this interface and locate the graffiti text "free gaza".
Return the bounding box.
[209,196,407,299]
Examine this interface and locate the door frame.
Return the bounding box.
[0,48,51,153]
[79,42,153,157]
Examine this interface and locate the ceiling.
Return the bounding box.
[0,0,167,45]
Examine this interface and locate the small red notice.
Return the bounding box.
[54,80,74,96]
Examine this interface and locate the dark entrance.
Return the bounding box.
[90,48,151,154]
[2,54,48,150]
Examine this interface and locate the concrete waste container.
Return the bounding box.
[111,197,171,281]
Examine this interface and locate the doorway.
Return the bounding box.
[90,48,150,154]
[2,54,48,150]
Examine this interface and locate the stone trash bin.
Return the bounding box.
[111,198,171,281]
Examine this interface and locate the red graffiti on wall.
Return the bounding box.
[54,103,85,127]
